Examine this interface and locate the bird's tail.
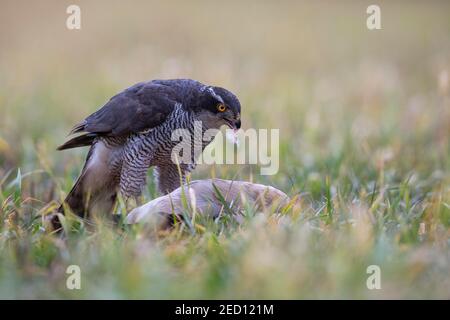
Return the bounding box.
[52,142,118,231]
[52,166,90,231]
[58,170,89,217]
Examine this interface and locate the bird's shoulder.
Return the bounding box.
[75,79,204,137]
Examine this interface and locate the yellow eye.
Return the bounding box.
[217,104,227,112]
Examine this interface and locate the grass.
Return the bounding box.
[0,1,449,299]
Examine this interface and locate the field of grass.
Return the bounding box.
[0,1,449,299]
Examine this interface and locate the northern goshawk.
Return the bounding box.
[56,79,241,223]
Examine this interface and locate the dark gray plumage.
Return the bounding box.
[56,79,241,226]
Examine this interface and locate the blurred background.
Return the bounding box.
[0,0,449,299]
[0,0,449,185]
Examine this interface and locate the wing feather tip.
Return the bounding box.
[69,121,87,135]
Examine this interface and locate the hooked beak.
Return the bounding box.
[224,118,241,130]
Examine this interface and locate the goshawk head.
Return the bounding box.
[192,86,241,131]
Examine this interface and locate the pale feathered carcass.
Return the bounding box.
[125,179,290,229]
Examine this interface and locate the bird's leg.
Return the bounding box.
[120,157,150,212]
[154,164,189,195]
[123,196,142,213]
